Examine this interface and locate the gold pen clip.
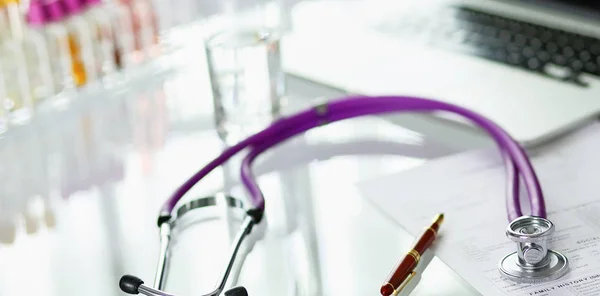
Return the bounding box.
[392,271,417,295]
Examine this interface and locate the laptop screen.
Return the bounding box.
[553,0,600,10]
[523,0,600,16]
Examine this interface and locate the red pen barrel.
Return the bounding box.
[380,214,444,296]
[380,255,418,295]
[413,225,438,254]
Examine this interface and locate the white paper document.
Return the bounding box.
[357,123,600,296]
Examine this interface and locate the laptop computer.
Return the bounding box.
[281,0,600,146]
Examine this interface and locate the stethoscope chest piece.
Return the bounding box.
[499,216,569,283]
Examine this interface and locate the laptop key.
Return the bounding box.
[476,35,503,48]
[529,38,542,50]
[544,63,572,79]
[499,30,512,42]
[482,26,498,37]
[523,25,537,37]
[539,30,553,42]
[556,34,569,46]
[527,58,541,70]
[585,62,597,73]
[508,52,523,64]
[571,60,584,71]
[508,21,522,33]
[552,54,567,66]
[562,47,575,58]
[515,34,527,46]
[523,47,535,58]
[507,43,521,53]
[579,51,591,62]
[493,18,507,29]
[591,44,600,55]
[537,51,551,62]
[546,42,558,53]
[573,39,585,51]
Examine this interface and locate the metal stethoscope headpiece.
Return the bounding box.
[119,195,258,296]
[499,216,569,283]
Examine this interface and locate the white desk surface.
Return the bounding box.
[0,24,486,296]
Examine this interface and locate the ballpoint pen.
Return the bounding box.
[380,213,444,296]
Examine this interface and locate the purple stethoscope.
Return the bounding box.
[119,96,569,296]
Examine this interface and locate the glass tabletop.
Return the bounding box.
[0,34,480,296]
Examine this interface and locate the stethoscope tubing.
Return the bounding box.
[241,106,525,220]
[161,95,545,222]
[241,96,543,220]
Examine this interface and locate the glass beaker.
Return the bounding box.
[203,0,286,144]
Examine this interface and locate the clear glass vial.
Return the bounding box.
[6,0,54,107]
[40,0,78,96]
[105,0,135,69]
[82,0,118,80]
[0,64,9,133]
[62,0,98,87]
[0,41,34,124]
[119,0,158,63]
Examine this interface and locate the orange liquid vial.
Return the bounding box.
[68,34,87,86]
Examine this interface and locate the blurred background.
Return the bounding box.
[1,0,600,295]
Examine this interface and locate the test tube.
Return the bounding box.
[0,41,34,124]
[105,0,135,69]
[82,0,118,80]
[119,0,158,64]
[0,1,10,38]
[62,0,98,86]
[4,0,54,107]
[41,0,78,96]
[23,0,57,105]
[0,65,8,134]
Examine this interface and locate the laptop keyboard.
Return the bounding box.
[374,7,600,86]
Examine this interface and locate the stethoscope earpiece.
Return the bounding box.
[119,274,143,294]
[119,274,175,296]
[499,216,569,283]
[224,286,248,296]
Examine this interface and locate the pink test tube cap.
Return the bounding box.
[44,0,67,22]
[26,0,47,26]
[84,0,101,6]
[63,0,84,14]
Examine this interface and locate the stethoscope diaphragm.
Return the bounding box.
[499,216,569,283]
